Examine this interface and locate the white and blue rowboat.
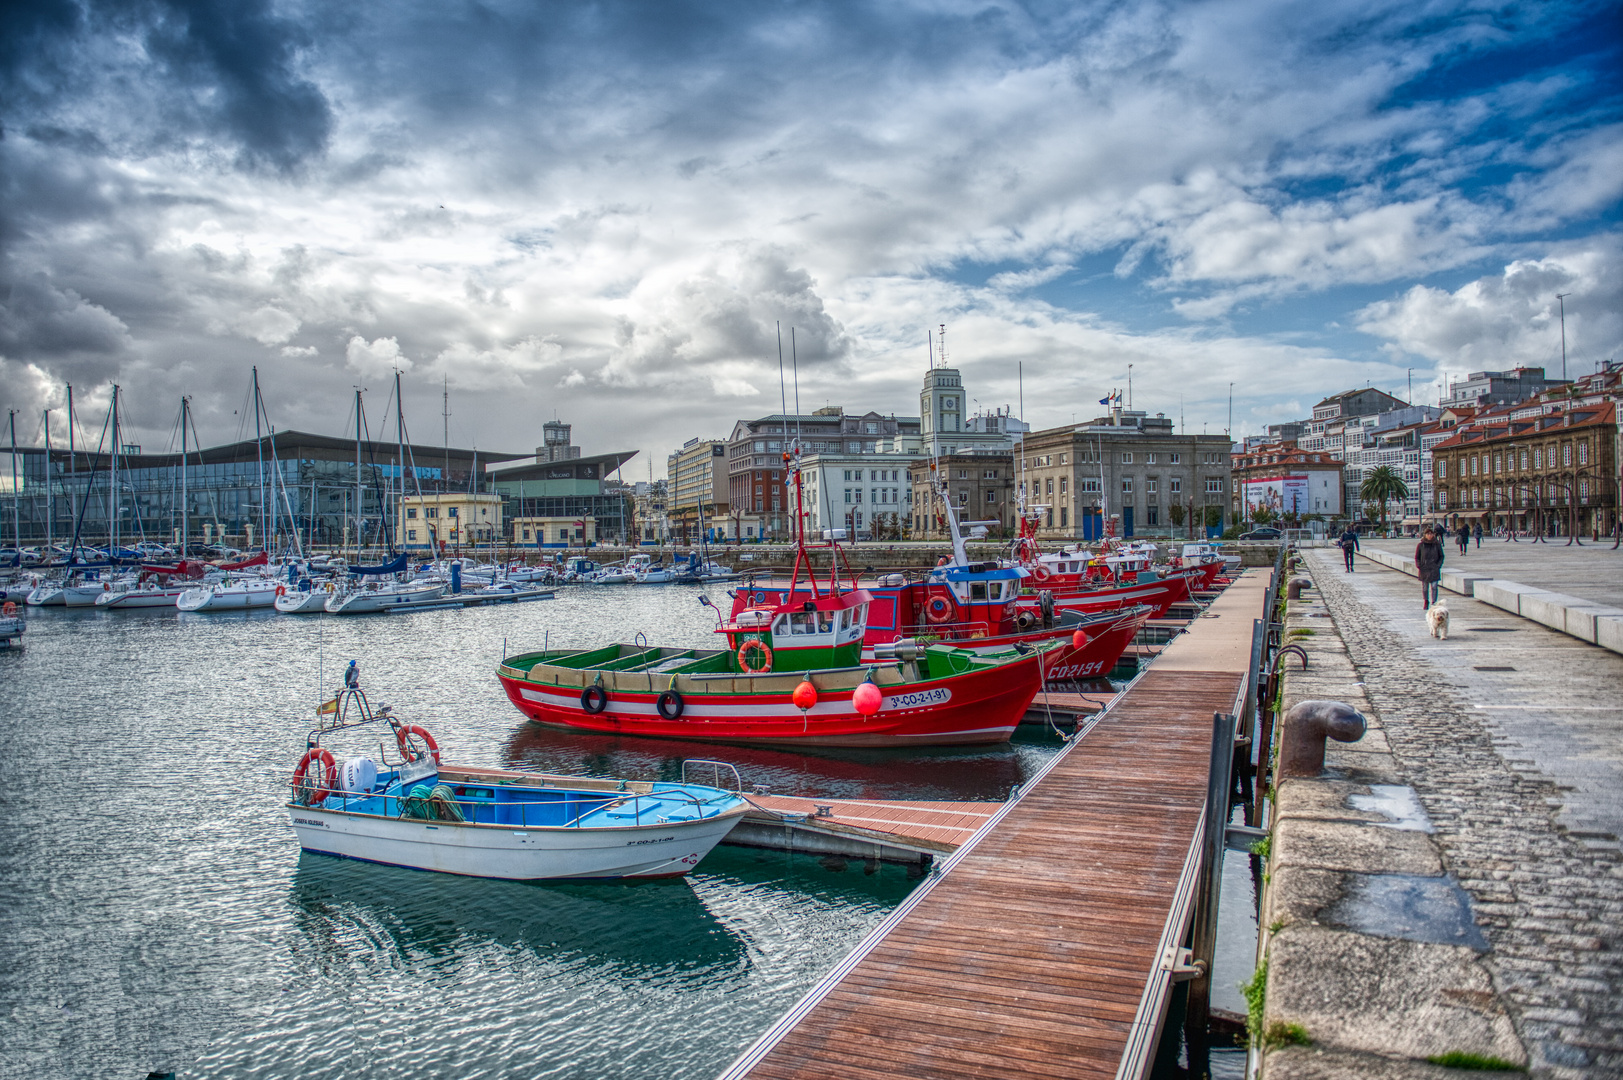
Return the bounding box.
[287,688,748,880]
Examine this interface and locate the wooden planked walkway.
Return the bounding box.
[742,795,999,855]
[725,571,1268,1080]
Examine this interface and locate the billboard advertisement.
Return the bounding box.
[1243,473,1312,519]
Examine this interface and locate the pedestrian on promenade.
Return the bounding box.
[1473,521,1483,548]
[1338,524,1359,572]
[1456,522,1470,555]
[1416,526,1445,610]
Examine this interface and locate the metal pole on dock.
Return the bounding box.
[1185,708,1237,1077]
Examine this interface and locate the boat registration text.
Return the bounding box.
[881,687,952,710]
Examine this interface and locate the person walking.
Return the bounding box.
[1338,524,1360,572]
[1456,522,1471,556]
[1473,521,1483,549]
[1416,525,1445,610]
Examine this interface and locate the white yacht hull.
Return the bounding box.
[95,587,190,609]
[325,584,446,614]
[275,590,331,613]
[176,581,280,611]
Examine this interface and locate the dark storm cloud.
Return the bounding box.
[0,0,331,171]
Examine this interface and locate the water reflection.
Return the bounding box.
[291,853,748,974]
[503,719,1061,801]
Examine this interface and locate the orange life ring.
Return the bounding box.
[925,594,953,624]
[2,601,15,616]
[1031,564,1051,582]
[396,725,441,764]
[275,584,286,597]
[737,639,773,674]
[291,747,338,805]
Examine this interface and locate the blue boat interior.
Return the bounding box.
[314,771,740,828]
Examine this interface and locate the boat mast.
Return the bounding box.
[253,367,266,552]
[65,385,76,558]
[180,396,189,556]
[109,384,119,553]
[353,388,362,560]
[42,408,52,558]
[396,370,405,556]
[8,410,17,556]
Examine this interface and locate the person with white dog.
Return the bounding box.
[1415,525,1445,611]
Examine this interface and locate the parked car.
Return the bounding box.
[1239,527,1283,540]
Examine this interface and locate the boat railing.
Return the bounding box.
[682,759,743,793]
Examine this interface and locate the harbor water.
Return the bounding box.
[0,584,1082,1079]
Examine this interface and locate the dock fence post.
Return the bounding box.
[1184,708,1237,1078]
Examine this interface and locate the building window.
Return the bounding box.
[427,508,437,519]
[958,469,968,480]
[406,508,418,519]
[1059,477,1067,496]
[1122,452,1133,464]
[1146,506,1158,526]
[407,529,417,540]
[1122,478,1133,494]
[843,490,852,504]
[1170,453,1181,465]
[1205,479,1223,493]
[1146,478,1158,493]
[957,491,968,505]
[1562,443,1572,467]
[1533,448,1542,469]
[1578,441,1589,465]
[1060,507,1068,527]
[1170,477,1182,494]
[1058,454,1068,465]
[1437,459,1447,478]
[985,490,997,504]
[1081,478,1101,494]
[1046,478,1054,496]
[1146,453,1157,465]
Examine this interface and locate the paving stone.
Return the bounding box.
[1297,550,1623,1079]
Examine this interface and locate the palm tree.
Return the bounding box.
[1359,465,1410,534]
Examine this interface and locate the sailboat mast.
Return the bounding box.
[253,367,266,552]
[354,388,363,559]
[66,385,75,557]
[181,396,189,555]
[8,410,17,555]
[43,408,52,557]
[396,370,404,554]
[109,385,119,553]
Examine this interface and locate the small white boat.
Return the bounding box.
[635,566,677,584]
[287,688,748,880]
[177,577,281,611]
[275,587,332,614]
[325,581,446,614]
[25,582,66,606]
[63,580,129,607]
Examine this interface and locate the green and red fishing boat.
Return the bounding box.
[496,442,1047,747]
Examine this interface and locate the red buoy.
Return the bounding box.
[852,682,882,716]
[1073,629,1087,649]
[792,680,818,711]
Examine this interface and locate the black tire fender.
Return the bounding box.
[581,685,609,714]
[656,689,685,721]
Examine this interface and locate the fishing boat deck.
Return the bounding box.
[722,570,1269,1080]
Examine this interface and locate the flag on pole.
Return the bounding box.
[317,696,340,716]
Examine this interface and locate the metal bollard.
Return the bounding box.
[1278,700,1366,778]
[1286,577,1313,600]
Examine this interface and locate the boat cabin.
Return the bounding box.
[721,589,871,671]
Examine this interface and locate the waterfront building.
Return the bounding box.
[628,480,668,544]
[1431,401,1618,536]
[487,448,638,545]
[535,420,581,463]
[1230,444,1344,523]
[725,407,921,540]
[509,515,596,547]
[907,453,1014,540]
[801,452,922,539]
[397,492,503,551]
[1014,408,1233,540]
[666,439,730,543]
[0,430,528,550]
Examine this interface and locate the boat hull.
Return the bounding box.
[95,587,189,608]
[288,801,745,880]
[275,590,331,613]
[63,584,118,607]
[176,582,280,610]
[325,584,445,613]
[497,653,1040,747]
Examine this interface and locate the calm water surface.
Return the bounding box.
[0,584,1074,1079]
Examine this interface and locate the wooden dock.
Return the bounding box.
[731,795,999,860]
[721,571,1269,1080]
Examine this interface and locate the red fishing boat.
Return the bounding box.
[496,442,1047,748]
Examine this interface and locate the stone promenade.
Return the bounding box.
[1359,537,1623,610]
[1303,548,1623,1077]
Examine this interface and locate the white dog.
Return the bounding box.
[1426,600,1450,640]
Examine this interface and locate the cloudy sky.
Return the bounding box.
[1,0,1619,468]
